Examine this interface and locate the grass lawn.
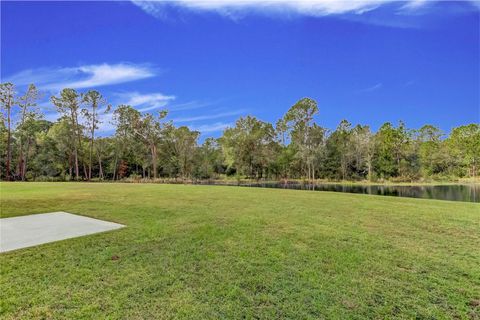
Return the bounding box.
[0,182,479,319]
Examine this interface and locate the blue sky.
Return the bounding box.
[1,0,479,137]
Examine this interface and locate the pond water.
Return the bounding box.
[199,182,480,203]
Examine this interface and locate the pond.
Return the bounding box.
[198,181,480,203]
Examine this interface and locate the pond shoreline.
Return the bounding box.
[193,181,479,203]
[4,178,478,187]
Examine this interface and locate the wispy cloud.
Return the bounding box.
[131,0,443,19]
[4,63,156,90]
[356,82,383,93]
[114,91,175,112]
[95,112,116,136]
[168,100,216,111]
[400,0,429,10]
[172,110,244,123]
[190,122,233,133]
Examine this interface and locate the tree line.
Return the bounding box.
[1,83,478,182]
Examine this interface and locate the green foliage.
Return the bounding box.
[193,138,223,179]
[219,116,276,179]
[447,124,480,177]
[160,125,200,178]
[1,84,478,182]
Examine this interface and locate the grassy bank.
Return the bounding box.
[1,182,479,319]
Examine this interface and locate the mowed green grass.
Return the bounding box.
[0,183,479,319]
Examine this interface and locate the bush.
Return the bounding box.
[34,175,64,182]
[125,174,142,183]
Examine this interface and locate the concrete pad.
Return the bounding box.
[0,212,124,253]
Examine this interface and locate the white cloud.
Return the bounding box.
[4,63,155,90]
[131,0,435,19]
[114,91,175,112]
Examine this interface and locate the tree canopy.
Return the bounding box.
[1,83,478,182]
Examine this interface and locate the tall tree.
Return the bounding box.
[16,84,40,180]
[283,98,319,180]
[136,112,167,180]
[275,118,292,179]
[374,122,409,179]
[0,113,7,179]
[324,120,353,180]
[416,125,443,177]
[220,116,276,179]
[0,83,15,180]
[348,125,375,180]
[112,105,136,180]
[95,137,113,180]
[21,119,52,179]
[82,90,109,180]
[51,88,82,180]
[113,105,167,179]
[308,123,327,180]
[161,125,200,178]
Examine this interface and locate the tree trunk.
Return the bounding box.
[97,152,103,180]
[17,105,28,180]
[73,148,80,180]
[68,154,72,179]
[17,145,23,180]
[74,109,87,180]
[88,143,93,180]
[367,161,372,181]
[151,143,158,179]
[69,110,80,180]
[22,139,31,181]
[88,111,95,180]
[82,163,88,180]
[112,155,118,181]
[6,106,11,181]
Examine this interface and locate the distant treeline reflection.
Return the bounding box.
[195,182,479,203]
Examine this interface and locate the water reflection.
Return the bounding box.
[199,182,479,203]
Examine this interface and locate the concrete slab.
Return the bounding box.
[0,212,124,253]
